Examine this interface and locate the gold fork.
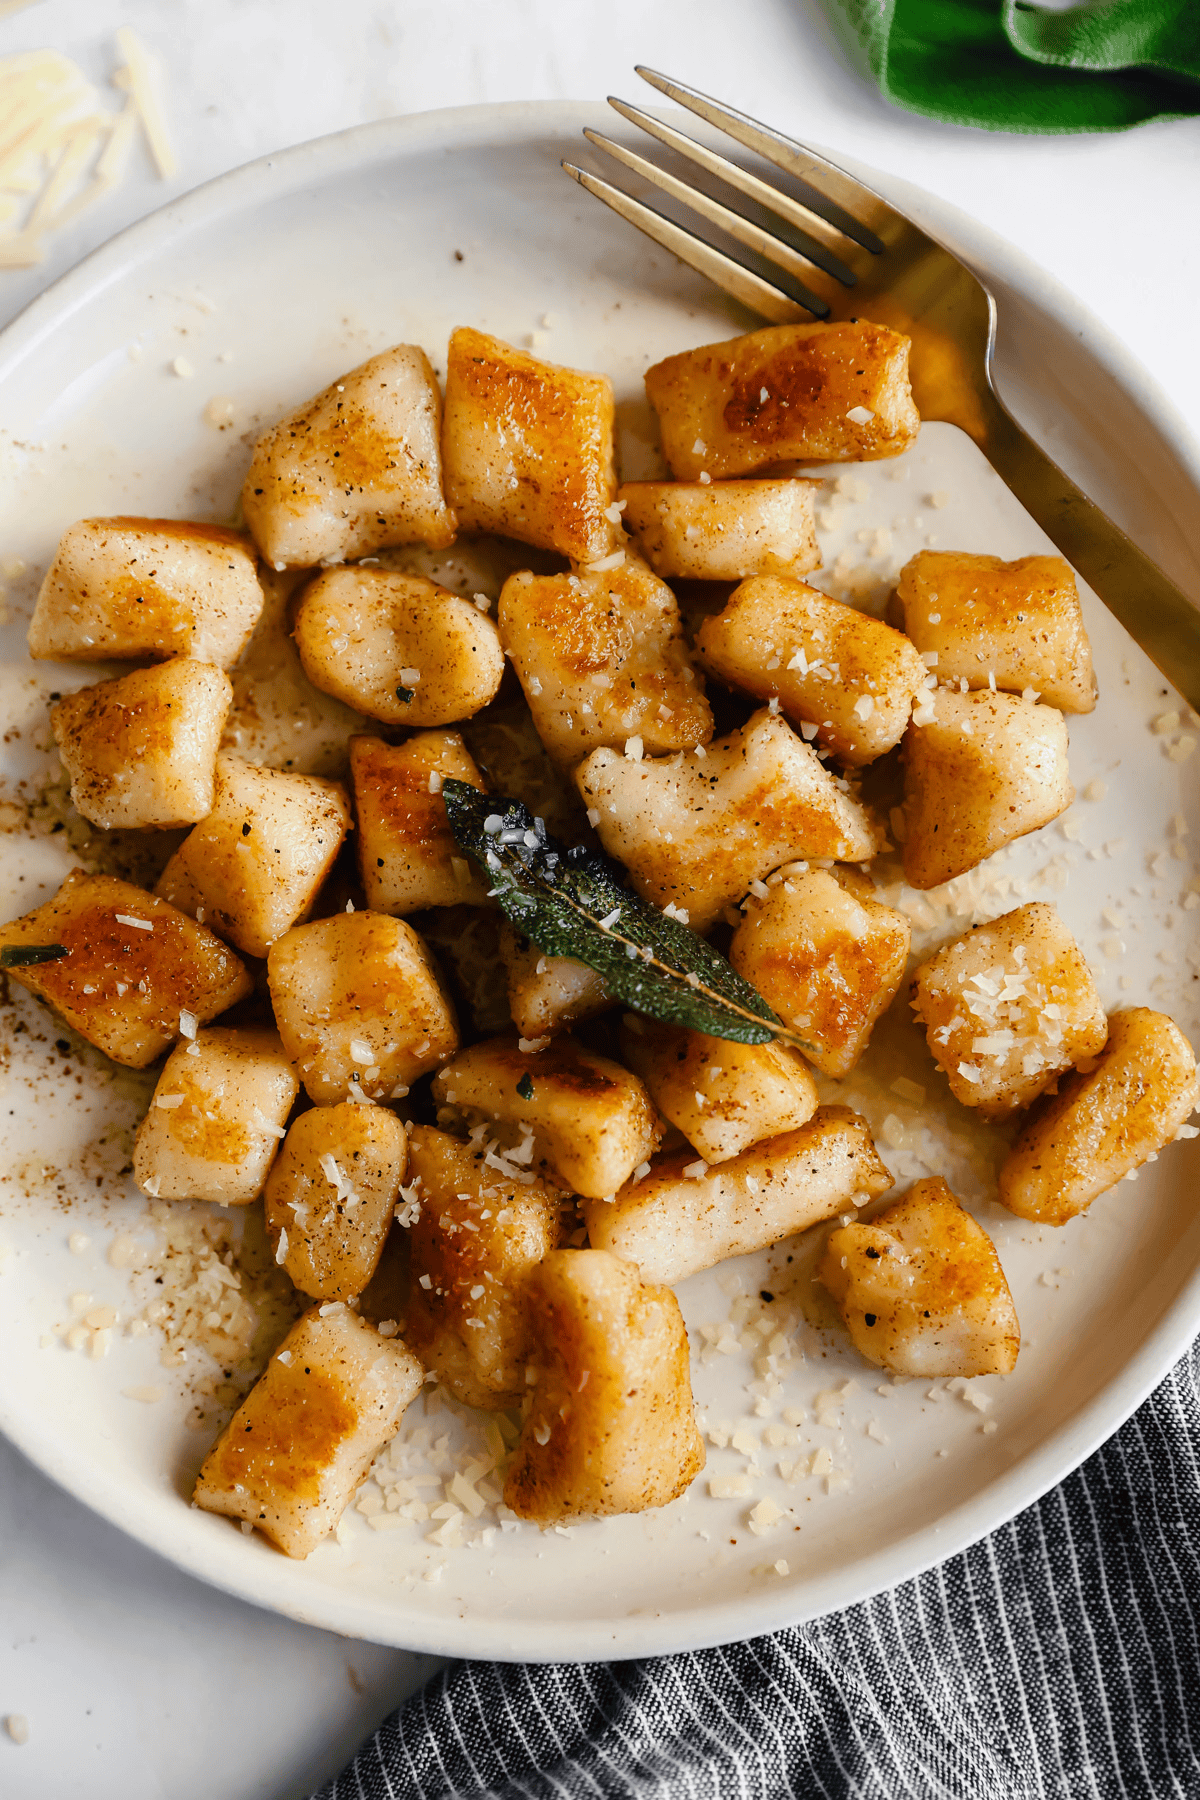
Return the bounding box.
[563,67,1200,709]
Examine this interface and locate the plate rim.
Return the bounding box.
[2,98,1199,1662]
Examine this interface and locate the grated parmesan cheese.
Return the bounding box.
[0,34,176,268]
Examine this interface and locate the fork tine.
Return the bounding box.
[581,129,838,313]
[561,161,823,323]
[635,66,887,256]
[603,97,858,286]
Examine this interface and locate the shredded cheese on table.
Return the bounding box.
[0,30,176,268]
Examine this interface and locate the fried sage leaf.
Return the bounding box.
[442,779,809,1049]
[1,944,68,968]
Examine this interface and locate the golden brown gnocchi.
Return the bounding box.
[584,1104,890,1286]
[910,903,1107,1119]
[698,575,926,765]
[431,1035,660,1200]
[350,732,490,914]
[619,479,820,582]
[442,328,616,562]
[264,1103,407,1299]
[497,555,712,767]
[619,1016,818,1164]
[294,568,504,728]
[193,1303,424,1557]
[51,660,232,831]
[156,754,352,961]
[894,552,1096,714]
[503,1249,704,1523]
[267,911,459,1104]
[820,1178,1020,1377]
[28,517,263,667]
[575,709,879,932]
[644,320,920,480]
[902,688,1073,889]
[133,1027,298,1206]
[730,869,911,1077]
[402,1125,567,1409]
[241,345,456,568]
[27,304,1200,1556]
[0,869,252,1068]
[999,1009,1198,1225]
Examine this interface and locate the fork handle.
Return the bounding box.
[975,392,1200,712]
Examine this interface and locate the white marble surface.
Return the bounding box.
[0,3,1196,1796]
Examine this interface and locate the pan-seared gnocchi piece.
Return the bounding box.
[28,517,263,668]
[240,344,456,569]
[618,479,820,581]
[51,660,232,831]
[293,568,504,728]
[350,732,489,914]
[730,869,911,1078]
[497,555,712,767]
[894,552,1096,714]
[644,320,920,481]
[697,575,926,765]
[911,903,1107,1119]
[133,1028,298,1205]
[431,1035,660,1200]
[902,688,1072,890]
[263,1103,407,1300]
[503,1249,704,1523]
[583,1104,890,1287]
[575,709,879,932]
[998,1009,1198,1225]
[820,1178,1020,1377]
[402,1125,567,1408]
[193,1303,424,1557]
[156,754,351,960]
[267,911,458,1104]
[618,1016,817,1164]
[498,926,611,1039]
[442,327,616,563]
[0,869,251,1068]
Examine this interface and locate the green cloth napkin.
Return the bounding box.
[826,0,1200,132]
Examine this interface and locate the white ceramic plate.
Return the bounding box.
[1,103,1199,1663]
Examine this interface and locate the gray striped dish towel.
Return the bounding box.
[315,1339,1200,1799]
